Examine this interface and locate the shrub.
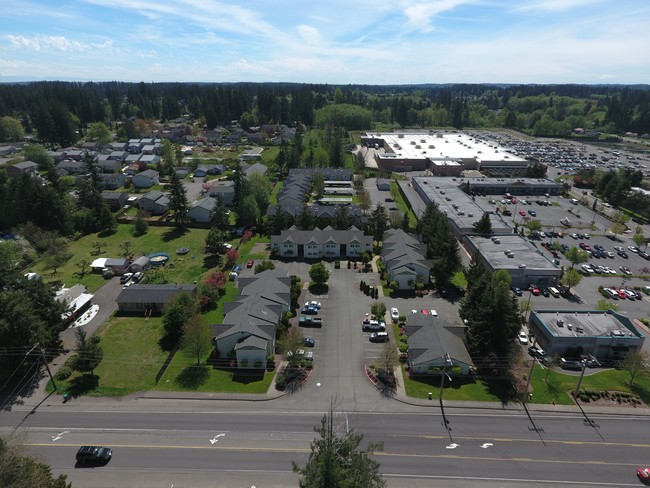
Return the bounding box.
[275,375,286,390]
[55,366,72,381]
[398,343,408,353]
[334,260,340,269]
[253,360,263,369]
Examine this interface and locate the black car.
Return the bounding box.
[303,337,315,347]
[76,446,112,465]
[300,306,318,315]
[617,250,629,259]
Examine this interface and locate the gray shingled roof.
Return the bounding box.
[116,284,197,304]
[272,225,371,246]
[234,335,268,351]
[382,229,432,272]
[405,314,473,368]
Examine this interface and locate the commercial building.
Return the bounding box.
[360,132,528,173]
[465,235,561,288]
[529,310,645,362]
[412,177,511,236]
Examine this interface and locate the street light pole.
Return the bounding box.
[522,357,536,404]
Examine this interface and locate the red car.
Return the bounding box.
[421,309,429,315]
[637,467,650,485]
[617,289,627,300]
[531,288,540,296]
[246,259,254,268]
[518,210,526,216]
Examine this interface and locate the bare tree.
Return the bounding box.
[181,315,212,365]
[620,351,649,386]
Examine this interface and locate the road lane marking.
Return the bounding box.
[26,442,643,467]
[209,433,225,445]
[51,430,69,442]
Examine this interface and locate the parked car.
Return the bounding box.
[363,320,385,332]
[560,358,583,370]
[512,287,522,296]
[119,272,133,284]
[304,337,315,347]
[617,289,627,300]
[581,264,594,274]
[369,332,389,343]
[603,288,619,299]
[628,246,640,253]
[430,310,438,317]
[519,210,526,217]
[623,289,637,300]
[301,306,319,315]
[304,300,321,310]
[541,287,550,297]
[528,210,537,216]
[617,250,629,258]
[131,271,143,283]
[246,259,254,268]
[390,307,400,322]
[76,446,112,465]
[531,287,540,296]
[518,331,529,345]
[620,266,632,275]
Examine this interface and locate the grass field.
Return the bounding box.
[50,315,169,397]
[527,365,650,405]
[32,224,212,292]
[390,181,417,229]
[402,365,503,402]
[156,351,275,394]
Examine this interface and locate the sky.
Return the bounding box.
[1,0,649,84]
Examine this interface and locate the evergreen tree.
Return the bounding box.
[169,171,189,228]
[296,203,316,230]
[232,161,247,208]
[134,210,148,236]
[73,328,103,375]
[204,227,224,253]
[368,204,388,243]
[473,212,493,235]
[400,212,410,233]
[334,205,351,230]
[236,194,260,227]
[210,195,230,231]
[292,407,386,488]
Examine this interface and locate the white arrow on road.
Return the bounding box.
[51,431,70,442]
[446,443,460,449]
[209,433,225,445]
[480,443,494,449]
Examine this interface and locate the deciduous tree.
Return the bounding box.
[309,262,329,284]
[620,351,649,386]
[181,315,212,365]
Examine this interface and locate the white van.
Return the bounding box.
[570,198,579,205]
[548,287,560,297]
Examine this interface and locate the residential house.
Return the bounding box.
[188,197,216,224]
[0,145,20,157]
[101,191,128,209]
[242,162,268,178]
[211,270,290,368]
[381,229,432,290]
[194,164,225,177]
[65,149,86,161]
[116,284,197,314]
[99,173,126,190]
[81,141,100,152]
[125,154,142,164]
[109,142,128,152]
[270,225,372,259]
[174,167,191,179]
[128,256,150,273]
[109,150,129,162]
[141,144,156,155]
[56,159,88,175]
[139,154,161,166]
[405,314,474,375]
[138,190,170,215]
[96,159,122,174]
[103,258,129,275]
[128,139,143,153]
[124,162,146,175]
[241,147,263,160]
[6,161,39,176]
[376,178,391,191]
[56,284,94,325]
[132,169,160,188]
[208,181,235,206]
[48,151,66,162]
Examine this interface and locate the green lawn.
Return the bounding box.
[32,224,211,292]
[50,315,169,397]
[402,365,503,402]
[270,181,283,205]
[156,351,275,393]
[390,181,417,229]
[528,365,650,405]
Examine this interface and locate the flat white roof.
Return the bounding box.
[366,132,527,164]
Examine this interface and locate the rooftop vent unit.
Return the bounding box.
[567,323,573,330]
[557,319,564,327]
[611,330,624,337]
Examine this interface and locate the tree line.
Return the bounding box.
[1,82,649,146]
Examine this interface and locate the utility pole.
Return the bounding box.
[439,353,454,445]
[573,359,588,399]
[523,357,536,404]
[38,345,57,392]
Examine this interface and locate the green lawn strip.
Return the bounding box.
[269,180,283,205]
[401,365,502,402]
[390,181,417,228]
[202,282,240,324]
[32,224,211,292]
[49,315,169,397]
[528,365,650,405]
[155,350,274,393]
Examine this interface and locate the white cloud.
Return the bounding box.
[297,25,323,45]
[513,0,605,13]
[401,0,473,32]
[6,34,113,53]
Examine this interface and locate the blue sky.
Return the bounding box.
[1,0,648,84]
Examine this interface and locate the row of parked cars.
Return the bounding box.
[119,271,143,286]
[602,287,644,301]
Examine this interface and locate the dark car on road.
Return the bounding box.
[76,446,112,465]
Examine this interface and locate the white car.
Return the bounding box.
[628,246,640,253]
[304,300,321,310]
[518,331,529,345]
[430,310,438,317]
[390,307,400,322]
[581,264,594,274]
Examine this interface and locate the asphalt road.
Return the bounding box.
[4,407,650,487]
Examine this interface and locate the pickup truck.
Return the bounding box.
[299,316,323,327]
